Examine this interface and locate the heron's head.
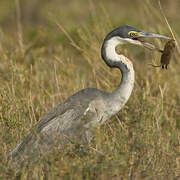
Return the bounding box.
[105,25,172,48]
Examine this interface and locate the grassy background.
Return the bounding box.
[0,0,180,179]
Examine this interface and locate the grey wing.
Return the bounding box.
[9,107,86,163]
[8,87,107,171]
[9,90,106,167]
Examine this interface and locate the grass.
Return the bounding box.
[0,0,180,179]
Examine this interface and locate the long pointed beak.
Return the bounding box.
[136,31,173,52]
[139,31,172,40]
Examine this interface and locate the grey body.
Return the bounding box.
[10,88,108,164]
[9,26,171,168]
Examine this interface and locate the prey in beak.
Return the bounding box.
[127,30,173,52]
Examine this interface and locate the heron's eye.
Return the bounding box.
[128,31,139,37]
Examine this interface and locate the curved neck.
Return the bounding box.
[101,36,135,116]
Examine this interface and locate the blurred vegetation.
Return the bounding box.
[0,0,180,179]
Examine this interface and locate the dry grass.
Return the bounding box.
[0,0,180,179]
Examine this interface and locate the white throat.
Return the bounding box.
[102,36,135,117]
[105,36,124,61]
[103,36,136,73]
[105,36,142,63]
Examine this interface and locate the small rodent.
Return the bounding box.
[149,39,176,69]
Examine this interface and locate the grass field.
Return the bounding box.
[0,0,180,179]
